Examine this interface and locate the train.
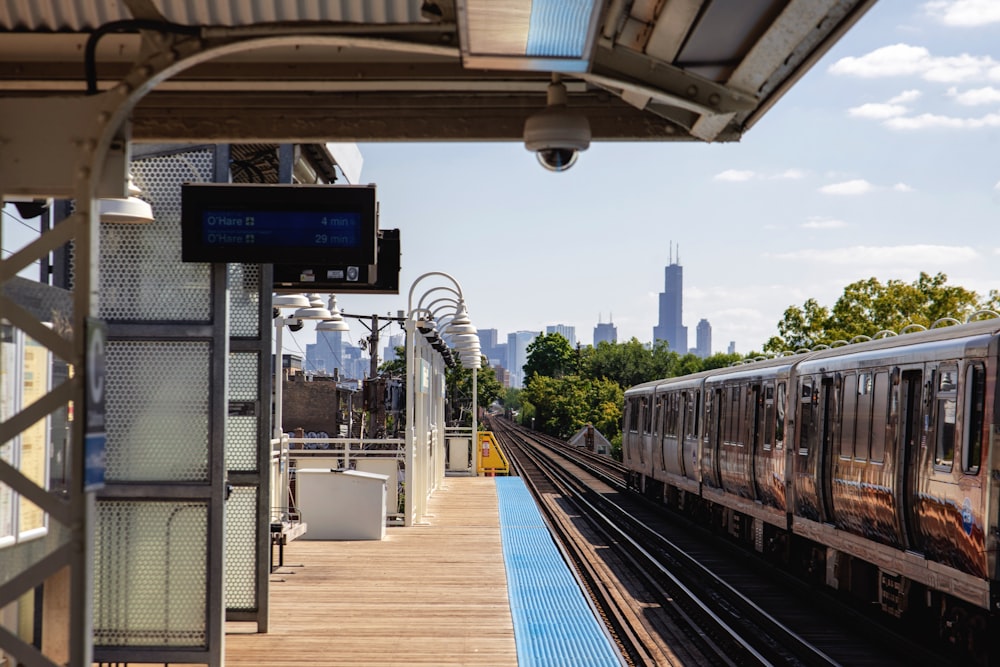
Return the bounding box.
[621,315,999,662]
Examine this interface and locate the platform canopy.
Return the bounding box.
[0,0,877,145]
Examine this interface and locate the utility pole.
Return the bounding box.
[341,311,406,438]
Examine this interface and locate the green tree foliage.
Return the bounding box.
[764,272,990,353]
[584,338,653,388]
[523,332,576,384]
[378,345,407,377]
[520,374,623,440]
[446,358,504,426]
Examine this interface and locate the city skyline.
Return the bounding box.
[315,1,998,356]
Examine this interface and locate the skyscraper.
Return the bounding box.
[653,244,687,352]
[695,318,712,358]
[507,330,538,389]
[546,324,576,346]
[593,315,617,346]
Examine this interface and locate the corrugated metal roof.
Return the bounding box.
[0,0,427,32]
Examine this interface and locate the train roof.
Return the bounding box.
[624,316,1000,394]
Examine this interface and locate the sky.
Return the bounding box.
[2,0,998,364]
[322,0,1000,360]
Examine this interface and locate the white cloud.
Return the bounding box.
[771,244,979,266]
[924,0,1000,27]
[715,168,806,182]
[994,180,1000,189]
[892,183,915,192]
[771,169,806,180]
[848,102,909,119]
[820,179,875,195]
[829,43,999,83]
[947,85,1000,105]
[890,90,923,104]
[884,111,1000,129]
[714,169,756,182]
[801,217,848,230]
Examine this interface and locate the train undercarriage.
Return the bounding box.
[629,473,996,665]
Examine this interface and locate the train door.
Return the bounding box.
[899,369,924,552]
[819,377,836,523]
[750,384,763,500]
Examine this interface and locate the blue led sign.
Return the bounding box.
[181,183,377,264]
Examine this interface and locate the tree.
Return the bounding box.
[378,345,407,377]
[763,273,990,353]
[446,357,504,427]
[523,332,575,385]
[585,338,653,388]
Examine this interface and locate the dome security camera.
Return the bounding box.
[524,78,591,172]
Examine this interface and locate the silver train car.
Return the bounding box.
[622,317,999,660]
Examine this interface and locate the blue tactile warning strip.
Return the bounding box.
[495,477,623,666]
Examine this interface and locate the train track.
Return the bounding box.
[488,417,949,667]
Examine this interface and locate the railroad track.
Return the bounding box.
[488,417,949,667]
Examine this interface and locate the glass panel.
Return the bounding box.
[963,364,985,474]
[100,150,215,322]
[840,373,856,458]
[869,372,888,462]
[854,373,874,460]
[936,398,956,468]
[105,341,210,482]
[94,501,208,647]
[227,352,260,471]
[225,486,258,610]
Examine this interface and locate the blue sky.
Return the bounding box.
[328,0,999,358]
[2,0,997,363]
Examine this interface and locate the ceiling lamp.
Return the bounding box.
[273,294,310,309]
[317,295,351,332]
[99,174,154,224]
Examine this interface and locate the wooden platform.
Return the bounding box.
[225,476,516,666]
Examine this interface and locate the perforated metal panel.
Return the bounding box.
[227,351,259,472]
[99,150,214,321]
[105,340,210,482]
[224,486,258,610]
[92,147,225,665]
[229,263,262,337]
[93,500,208,647]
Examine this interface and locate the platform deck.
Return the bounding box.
[224,476,516,666]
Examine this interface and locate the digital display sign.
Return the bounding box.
[273,229,400,295]
[181,183,377,264]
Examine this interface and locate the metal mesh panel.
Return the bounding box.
[93,500,208,647]
[227,351,259,471]
[229,263,262,337]
[99,150,214,321]
[224,486,258,610]
[105,340,210,482]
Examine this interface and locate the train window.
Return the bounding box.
[963,363,985,474]
[939,369,957,392]
[763,382,775,451]
[664,394,675,437]
[855,375,872,460]
[798,379,813,455]
[728,386,742,445]
[628,398,640,432]
[775,382,786,447]
[654,396,664,437]
[934,365,957,469]
[869,371,888,462]
[687,391,700,439]
[840,373,857,458]
[642,397,652,435]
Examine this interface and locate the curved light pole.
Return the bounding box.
[404,272,479,526]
